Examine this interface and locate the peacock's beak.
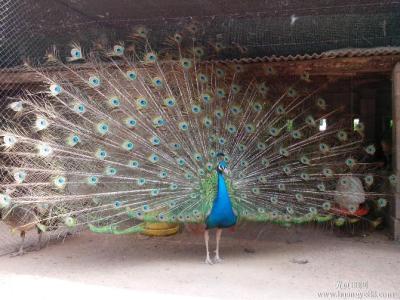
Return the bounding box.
[223,168,230,175]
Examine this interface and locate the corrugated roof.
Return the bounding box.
[204,47,400,64]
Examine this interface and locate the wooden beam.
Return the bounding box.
[0,55,399,88]
[253,55,400,76]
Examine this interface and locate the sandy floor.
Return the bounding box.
[0,224,399,300]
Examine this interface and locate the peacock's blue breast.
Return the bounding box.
[205,173,237,229]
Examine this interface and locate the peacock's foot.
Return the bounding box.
[205,256,213,265]
[214,256,223,264]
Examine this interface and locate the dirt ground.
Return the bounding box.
[0,223,399,300]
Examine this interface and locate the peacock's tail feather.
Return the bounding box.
[0,27,395,234]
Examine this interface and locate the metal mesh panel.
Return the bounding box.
[2,0,400,67]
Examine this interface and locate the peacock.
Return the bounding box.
[0,25,395,262]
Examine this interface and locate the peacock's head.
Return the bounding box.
[216,153,229,175]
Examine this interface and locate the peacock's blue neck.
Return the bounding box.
[215,172,231,206]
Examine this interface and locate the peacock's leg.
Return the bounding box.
[10,231,25,257]
[204,229,213,264]
[35,229,43,251]
[214,228,223,263]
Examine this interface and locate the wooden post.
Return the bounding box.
[392,62,400,241]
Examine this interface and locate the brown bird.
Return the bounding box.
[0,205,44,256]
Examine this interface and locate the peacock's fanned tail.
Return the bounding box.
[0,29,395,234]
